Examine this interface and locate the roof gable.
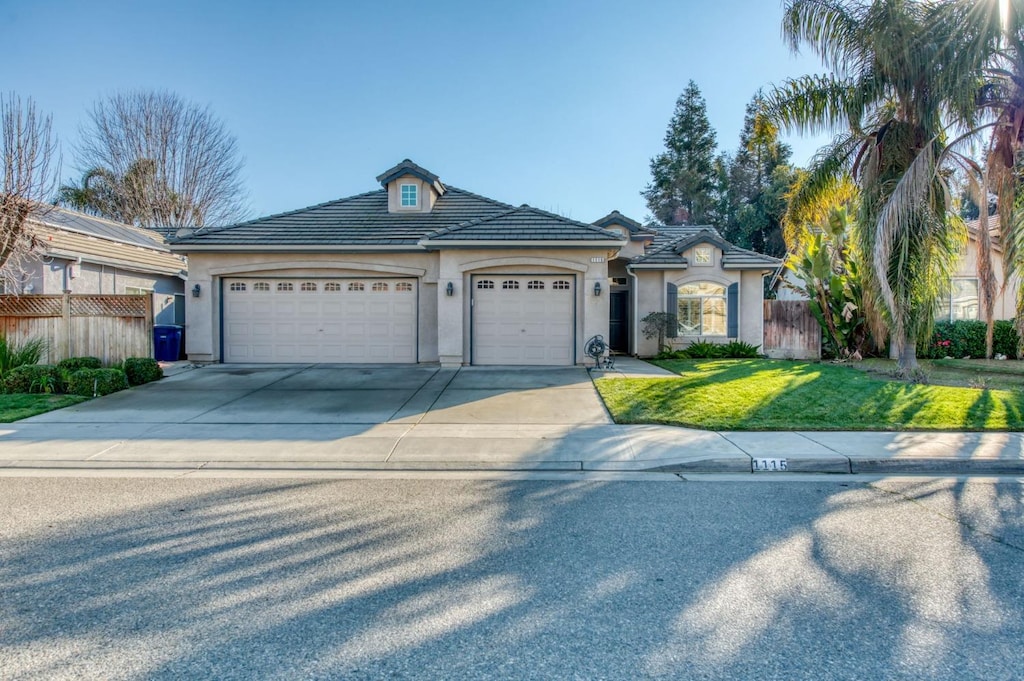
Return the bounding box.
[375,159,445,194]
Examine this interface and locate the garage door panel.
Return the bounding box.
[472,275,575,366]
[223,278,417,364]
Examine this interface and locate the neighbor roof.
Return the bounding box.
[422,205,625,244]
[36,206,171,252]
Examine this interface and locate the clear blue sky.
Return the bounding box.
[4,0,829,225]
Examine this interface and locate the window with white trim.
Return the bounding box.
[228,282,246,292]
[126,285,155,295]
[324,282,341,292]
[937,278,979,321]
[277,282,293,292]
[527,280,544,290]
[396,282,413,292]
[502,280,520,290]
[348,282,364,292]
[693,247,712,265]
[552,280,570,290]
[477,280,494,289]
[677,282,726,336]
[372,282,389,292]
[253,282,270,292]
[400,184,418,207]
[300,282,317,292]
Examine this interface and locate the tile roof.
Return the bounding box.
[170,187,516,247]
[375,159,442,188]
[632,226,782,269]
[423,205,625,242]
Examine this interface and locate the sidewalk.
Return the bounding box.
[0,357,1021,478]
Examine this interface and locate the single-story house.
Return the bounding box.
[170,160,780,365]
[7,206,187,325]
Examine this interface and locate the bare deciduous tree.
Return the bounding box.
[1,93,59,293]
[71,90,247,235]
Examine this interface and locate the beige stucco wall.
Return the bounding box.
[953,242,1019,320]
[632,261,769,357]
[386,174,438,213]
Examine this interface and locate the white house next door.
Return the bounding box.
[471,274,575,365]
[222,277,417,363]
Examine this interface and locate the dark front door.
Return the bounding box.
[609,291,629,353]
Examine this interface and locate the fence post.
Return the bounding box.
[60,290,72,360]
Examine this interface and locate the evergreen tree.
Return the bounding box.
[721,94,794,256]
[642,81,718,225]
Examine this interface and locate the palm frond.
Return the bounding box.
[764,75,860,136]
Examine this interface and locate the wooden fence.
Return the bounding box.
[0,293,152,364]
[763,300,821,360]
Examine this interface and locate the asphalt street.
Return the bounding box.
[1,477,1022,680]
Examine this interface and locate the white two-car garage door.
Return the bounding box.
[222,277,417,363]
[471,274,575,365]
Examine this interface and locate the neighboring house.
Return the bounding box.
[170,159,780,365]
[9,206,188,325]
[773,215,1021,323]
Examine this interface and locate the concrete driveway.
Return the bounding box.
[4,365,687,471]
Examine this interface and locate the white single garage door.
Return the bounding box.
[471,274,575,365]
[222,277,417,363]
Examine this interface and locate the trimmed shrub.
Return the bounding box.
[57,356,102,373]
[655,340,763,360]
[922,320,1020,359]
[66,368,129,397]
[3,364,63,394]
[122,357,163,386]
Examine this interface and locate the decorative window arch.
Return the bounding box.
[395,282,413,292]
[552,280,571,290]
[277,282,293,292]
[527,280,545,290]
[229,282,246,292]
[300,282,317,292]
[253,282,270,292]
[502,280,519,290]
[372,282,389,292]
[348,282,365,292]
[677,282,727,336]
[324,282,341,292]
[477,280,494,289]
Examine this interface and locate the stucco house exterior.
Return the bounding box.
[170,160,779,366]
[9,206,187,325]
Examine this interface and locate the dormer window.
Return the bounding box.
[694,246,712,265]
[400,184,418,208]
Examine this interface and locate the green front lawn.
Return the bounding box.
[594,359,1024,431]
[0,394,88,423]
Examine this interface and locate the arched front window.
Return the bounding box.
[678,282,726,336]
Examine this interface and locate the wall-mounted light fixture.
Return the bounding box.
[192,284,201,298]
[593,281,602,297]
[446,281,454,297]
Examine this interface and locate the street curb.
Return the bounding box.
[850,458,1024,475]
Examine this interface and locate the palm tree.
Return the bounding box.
[56,168,121,218]
[766,0,984,374]
[938,0,1024,356]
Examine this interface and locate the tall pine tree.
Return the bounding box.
[642,81,718,225]
[721,93,794,257]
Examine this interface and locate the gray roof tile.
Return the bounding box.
[36,206,170,251]
[424,205,624,242]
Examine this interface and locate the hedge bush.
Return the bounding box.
[921,320,1021,359]
[3,364,63,394]
[66,368,129,397]
[122,357,163,386]
[57,356,102,374]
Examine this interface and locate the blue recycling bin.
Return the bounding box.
[153,325,183,361]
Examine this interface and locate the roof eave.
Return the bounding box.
[169,244,425,253]
[419,239,625,249]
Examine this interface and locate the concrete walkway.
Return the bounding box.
[0,359,1021,477]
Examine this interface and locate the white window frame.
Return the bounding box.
[400,183,418,208]
[677,281,727,337]
[125,285,154,295]
[937,277,980,322]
